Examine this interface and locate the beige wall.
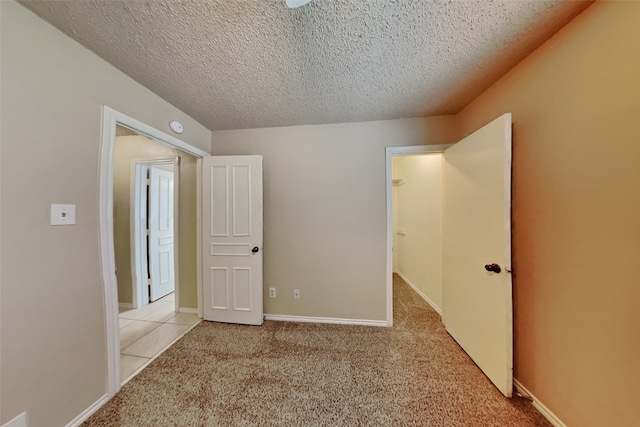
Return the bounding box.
[211,117,459,320]
[113,135,198,308]
[0,2,210,426]
[457,2,639,426]
[393,154,443,310]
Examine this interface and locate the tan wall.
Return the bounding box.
[113,135,198,308]
[210,117,459,321]
[393,154,443,310]
[175,154,199,309]
[0,2,210,426]
[457,2,640,426]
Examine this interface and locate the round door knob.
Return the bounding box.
[252,246,259,253]
[484,263,501,273]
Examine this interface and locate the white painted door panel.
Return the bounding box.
[202,156,263,325]
[443,113,513,397]
[149,167,175,301]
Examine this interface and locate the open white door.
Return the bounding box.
[201,156,263,325]
[442,113,513,397]
[149,167,176,302]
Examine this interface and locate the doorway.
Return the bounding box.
[131,159,178,308]
[386,114,514,397]
[114,128,181,311]
[113,127,200,383]
[385,145,451,326]
[100,107,210,397]
[391,152,445,316]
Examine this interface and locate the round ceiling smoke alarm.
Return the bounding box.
[169,121,184,134]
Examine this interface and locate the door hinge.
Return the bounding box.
[146,229,150,236]
[146,178,151,185]
[147,278,152,286]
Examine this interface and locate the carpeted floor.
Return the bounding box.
[83,275,550,426]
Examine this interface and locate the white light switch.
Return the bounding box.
[50,204,76,225]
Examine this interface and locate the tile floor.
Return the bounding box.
[119,292,200,383]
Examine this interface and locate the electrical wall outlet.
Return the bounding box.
[269,287,276,298]
[293,289,300,299]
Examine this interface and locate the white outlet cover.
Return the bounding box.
[51,204,76,225]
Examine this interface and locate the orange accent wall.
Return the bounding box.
[457,2,640,425]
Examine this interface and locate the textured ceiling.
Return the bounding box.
[19,0,592,131]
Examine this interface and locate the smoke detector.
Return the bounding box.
[169,121,184,134]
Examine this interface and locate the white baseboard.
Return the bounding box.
[178,307,198,314]
[513,379,567,427]
[264,314,387,327]
[396,271,442,316]
[118,302,134,309]
[2,413,28,427]
[65,394,109,427]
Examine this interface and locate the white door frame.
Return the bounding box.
[131,159,179,310]
[99,106,209,397]
[385,144,452,327]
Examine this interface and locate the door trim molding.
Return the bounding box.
[385,144,452,327]
[99,106,209,398]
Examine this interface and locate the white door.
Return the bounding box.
[148,167,176,301]
[442,113,513,397]
[201,156,263,325]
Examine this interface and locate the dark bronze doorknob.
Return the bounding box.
[484,263,501,273]
[252,246,259,253]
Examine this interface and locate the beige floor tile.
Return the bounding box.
[160,292,175,302]
[137,308,175,323]
[119,318,135,329]
[120,354,149,382]
[121,323,191,358]
[120,300,175,322]
[120,320,162,349]
[140,307,176,323]
[166,313,200,326]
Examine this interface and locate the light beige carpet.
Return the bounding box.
[83,275,550,426]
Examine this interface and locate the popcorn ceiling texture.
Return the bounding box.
[20,0,591,131]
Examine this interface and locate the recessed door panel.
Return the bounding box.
[232,166,251,237]
[233,268,252,311]
[211,165,229,237]
[210,267,228,310]
[210,244,251,256]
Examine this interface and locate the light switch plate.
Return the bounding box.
[50,204,76,225]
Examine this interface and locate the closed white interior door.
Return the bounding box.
[202,156,263,325]
[442,113,513,397]
[148,167,175,301]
